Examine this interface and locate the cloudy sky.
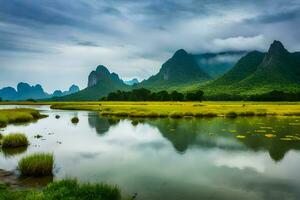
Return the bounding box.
[0,0,300,92]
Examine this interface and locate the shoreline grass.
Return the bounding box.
[0,179,122,200]
[1,133,28,148]
[0,108,47,128]
[18,153,54,177]
[50,101,300,118]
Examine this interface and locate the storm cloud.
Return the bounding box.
[0,0,299,92]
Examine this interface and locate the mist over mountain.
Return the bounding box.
[193,51,246,78]
[124,78,139,86]
[204,40,300,96]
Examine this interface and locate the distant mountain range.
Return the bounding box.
[0,82,79,101]
[2,40,298,101]
[55,40,300,101]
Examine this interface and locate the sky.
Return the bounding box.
[0,0,300,92]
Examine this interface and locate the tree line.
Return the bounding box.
[100,88,204,101]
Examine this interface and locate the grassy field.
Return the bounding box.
[49,101,300,118]
[0,179,123,200]
[0,108,47,128]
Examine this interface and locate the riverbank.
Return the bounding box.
[0,171,124,200]
[0,108,47,128]
[50,101,300,118]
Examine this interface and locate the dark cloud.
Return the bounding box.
[248,8,300,24]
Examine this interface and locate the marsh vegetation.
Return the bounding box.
[0,108,47,128]
[1,133,28,148]
[18,153,54,177]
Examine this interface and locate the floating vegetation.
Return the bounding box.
[289,123,300,126]
[260,127,273,129]
[280,138,293,141]
[254,130,267,133]
[229,130,237,133]
[280,135,300,141]
[265,134,276,138]
[236,135,246,139]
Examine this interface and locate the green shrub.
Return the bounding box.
[18,153,54,177]
[2,133,28,148]
[71,117,79,124]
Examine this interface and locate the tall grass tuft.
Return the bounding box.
[18,153,54,177]
[2,133,28,148]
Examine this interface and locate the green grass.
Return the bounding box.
[50,101,300,118]
[0,108,47,128]
[71,117,79,123]
[18,153,54,177]
[0,179,123,200]
[1,133,28,148]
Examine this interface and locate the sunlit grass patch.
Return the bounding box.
[50,101,300,118]
[0,108,47,127]
[2,133,28,148]
[43,179,121,200]
[18,153,54,177]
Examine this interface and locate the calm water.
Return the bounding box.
[1,105,300,200]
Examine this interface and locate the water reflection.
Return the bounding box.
[1,106,300,200]
[88,113,120,134]
[139,117,300,162]
[87,114,300,161]
[1,146,28,158]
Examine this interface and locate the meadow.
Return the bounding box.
[49,101,300,118]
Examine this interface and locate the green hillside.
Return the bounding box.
[139,49,210,90]
[201,41,300,97]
